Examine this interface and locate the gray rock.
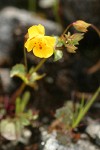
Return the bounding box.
[86,121,100,146]
[0,7,62,35]
[76,139,99,150]
[39,0,55,8]
[0,69,11,92]
[41,128,100,150]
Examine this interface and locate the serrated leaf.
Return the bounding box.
[10,64,28,84]
[65,33,84,46]
[71,33,84,41]
[54,50,63,61]
[64,32,71,39]
[70,33,84,45]
[55,101,74,127]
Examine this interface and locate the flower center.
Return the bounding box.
[39,44,42,49]
[33,36,48,51]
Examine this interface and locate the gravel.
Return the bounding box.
[40,127,100,150]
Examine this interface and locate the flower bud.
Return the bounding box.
[73,20,91,32]
[66,44,77,53]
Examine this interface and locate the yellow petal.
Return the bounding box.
[32,36,55,58]
[44,36,56,47]
[33,45,54,58]
[24,39,34,52]
[28,24,45,39]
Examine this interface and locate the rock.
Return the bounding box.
[39,0,55,8]
[0,7,62,35]
[60,0,100,27]
[77,139,99,150]
[0,1,100,27]
[41,128,100,150]
[86,123,100,139]
[86,122,100,146]
[0,69,12,93]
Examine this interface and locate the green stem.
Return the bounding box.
[11,83,26,103]
[24,47,28,72]
[33,58,47,73]
[28,0,36,12]
[91,24,100,37]
[61,24,72,37]
[53,0,61,24]
[72,87,100,128]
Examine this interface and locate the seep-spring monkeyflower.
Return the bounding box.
[24,24,56,58]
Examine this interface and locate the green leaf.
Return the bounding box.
[71,33,84,41]
[54,50,63,61]
[29,72,45,83]
[0,119,17,140]
[15,92,30,114]
[27,110,33,120]
[55,101,74,128]
[69,33,84,45]
[27,110,38,120]
[65,33,84,46]
[56,40,64,47]
[0,119,8,133]
[15,97,21,115]
[21,91,30,112]
[10,64,28,84]
[72,87,100,128]
[10,64,26,77]
[29,67,35,74]
[15,120,22,139]
[20,117,30,126]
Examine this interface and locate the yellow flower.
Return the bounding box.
[73,20,91,32]
[25,24,56,58]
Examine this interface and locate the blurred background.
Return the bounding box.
[0,0,100,111]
